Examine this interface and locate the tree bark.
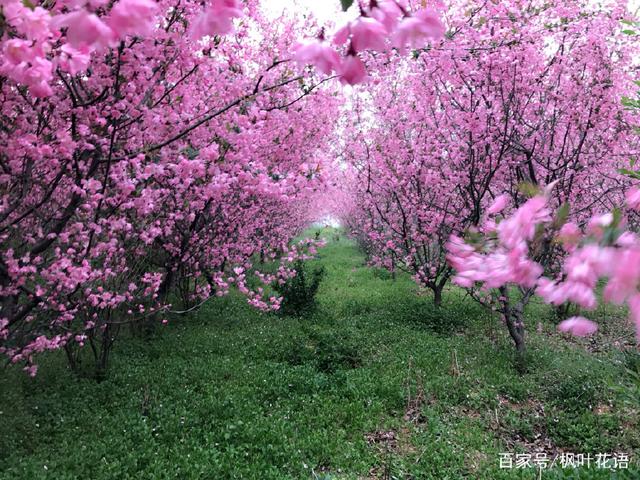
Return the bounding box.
[433,286,443,307]
[430,276,449,307]
[499,287,527,373]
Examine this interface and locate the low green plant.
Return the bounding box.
[545,370,603,412]
[278,328,363,373]
[273,259,325,316]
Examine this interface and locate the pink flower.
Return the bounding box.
[25,57,54,83]
[629,294,640,342]
[557,222,581,251]
[339,55,367,85]
[558,316,598,337]
[538,245,614,310]
[0,318,8,340]
[558,281,597,310]
[16,6,52,42]
[392,8,445,51]
[2,39,35,66]
[497,196,551,249]
[370,0,402,32]
[586,213,613,239]
[616,231,639,247]
[507,246,543,288]
[537,278,564,304]
[332,24,351,46]
[350,17,388,52]
[626,187,640,211]
[59,45,91,75]
[29,81,54,98]
[109,0,158,37]
[14,57,55,97]
[446,235,477,265]
[564,245,611,286]
[53,10,115,49]
[190,0,243,40]
[487,194,510,215]
[292,40,341,75]
[603,248,640,304]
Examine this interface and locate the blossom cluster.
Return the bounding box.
[292,0,444,85]
[1,0,159,96]
[447,188,640,341]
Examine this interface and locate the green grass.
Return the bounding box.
[1,229,639,479]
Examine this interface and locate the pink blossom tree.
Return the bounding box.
[448,186,640,366]
[340,0,638,323]
[0,0,343,377]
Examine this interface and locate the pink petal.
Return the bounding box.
[558,316,598,337]
[487,194,510,215]
[339,55,367,85]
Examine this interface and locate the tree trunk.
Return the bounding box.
[64,343,79,373]
[141,268,174,337]
[391,255,396,281]
[433,286,443,307]
[87,322,119,381]
[430,276,449,307]
[499,287,527,373]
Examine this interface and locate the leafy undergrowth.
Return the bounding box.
[1,229,639,479]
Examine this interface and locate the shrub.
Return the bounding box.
[273,260,325,316]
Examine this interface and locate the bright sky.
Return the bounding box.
[264,0,355,25]
[265,0,640,21]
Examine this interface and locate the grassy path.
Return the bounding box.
[1,230,639,479]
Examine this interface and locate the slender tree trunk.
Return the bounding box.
[64,344,79,373]
[431,276,449,307]
[433,286,443,307]
[142,268,174,337]
[499,287,527,373]
[87,322,119,381]
[391,255,396,281]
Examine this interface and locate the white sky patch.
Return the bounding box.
[263,0,356,27]
[263,1,640,30]
[264,0,640,18]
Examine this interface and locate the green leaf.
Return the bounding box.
[622,29,637,36]
[612,207,623,228]
[463,229,484,249]
[618,168,640,180]
[554,202,571,228]
[340,0,354,11]
[518,182,540,198]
